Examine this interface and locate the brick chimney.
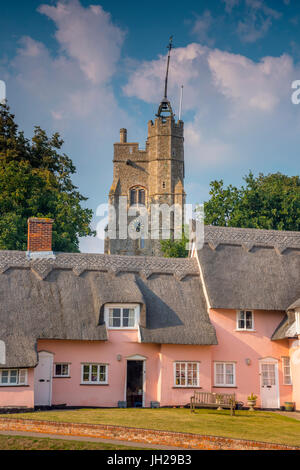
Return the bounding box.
[27,217,55,259]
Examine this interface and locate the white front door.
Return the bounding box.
[34,351,53,406]
[260,360,279,409]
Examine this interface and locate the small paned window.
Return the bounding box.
[237,311,254,330]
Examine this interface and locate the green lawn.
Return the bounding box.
[0,434,144,450]
[1,408,300,447]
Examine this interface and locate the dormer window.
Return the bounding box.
[130,187,145,206]
[236,310,254,331]
[104,304,140,330]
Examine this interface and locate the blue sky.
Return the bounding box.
[1,0,300,252]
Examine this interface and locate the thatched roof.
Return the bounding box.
[287,298,300,311]
[271,314,298,340]
[198,226,300,311]
[271,297,300,340]
[0,252,216,368]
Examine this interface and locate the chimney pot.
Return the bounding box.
[27,217,55,260]
[120,128,127,143]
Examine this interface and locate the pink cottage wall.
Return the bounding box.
[38,337,214,408]
[159,344,212,406]
[38,333,160,408]
[209,309,292,407]
[289,337,300,411]
[0,369,34,408]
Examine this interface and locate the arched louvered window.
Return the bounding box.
[129,187,145,206]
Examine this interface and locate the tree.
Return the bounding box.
[203,171,300,231]
[160,228,189,258]
[0,102,95,251]
[161,171,300,258]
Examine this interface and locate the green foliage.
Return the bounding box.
[160,227,189,258]
[0,102,95,251]
[203,171,300,231]
[247,393,258,401]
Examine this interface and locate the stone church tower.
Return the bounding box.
[105,39,185,256]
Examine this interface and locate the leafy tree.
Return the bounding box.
[203,171,300,231]
[162,171,300,257]
[0,102,95,251]
[160,227,189,258]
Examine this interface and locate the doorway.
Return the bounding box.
[260,359,279,409]
[34,351,53,406]
[126,360,144,408]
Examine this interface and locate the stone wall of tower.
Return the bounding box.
[105,114,185,257]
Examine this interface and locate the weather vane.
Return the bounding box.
[164,36,173,100]
[156,36,174,118]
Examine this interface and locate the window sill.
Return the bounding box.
[213,386,237,388]
[80,383,108,386]
[0,384,29,387]
[53,376,71,379]
[235,329,256,332]
[173,386,202,389]
[107,328,138,331]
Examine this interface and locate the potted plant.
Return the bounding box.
[284,402,295,411]
[247,393,257,411]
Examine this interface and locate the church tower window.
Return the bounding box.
[130,187,145,206]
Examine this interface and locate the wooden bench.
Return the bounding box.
[190,391,236,416]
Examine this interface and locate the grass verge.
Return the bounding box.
[1,408,300,447]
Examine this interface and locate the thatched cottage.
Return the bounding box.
[0,218,299,410]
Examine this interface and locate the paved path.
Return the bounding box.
[0,430,186,450]
[273,411,300,421]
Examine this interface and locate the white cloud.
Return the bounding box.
[185,121,235,169]
[222,0,240,13]
[38,0,125,84]
[192,10,215,46]
[237,0,281,43]
[1,1,132,254]
[208,50,293,112]
[124,42,300,172]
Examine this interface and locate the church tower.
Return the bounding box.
[105,38,185,256]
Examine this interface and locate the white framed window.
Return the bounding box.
[214,362,236,387]
[104,304,140,329]
[282,357,292,385]
[54,363,70,377]
[174,362,200,387]
[236,310,254,330]
[81,364,108,384]
[0,369,27,386]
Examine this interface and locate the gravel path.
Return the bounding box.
[0,430,186,450]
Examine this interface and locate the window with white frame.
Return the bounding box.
[214,362,236,387]
[54,363,70,377]
[104,304,139,329]
[282,357,292,385]
[0,369,27,386]
[174,362,199,387]
[236,310,254,330]
[81,364,108,384]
